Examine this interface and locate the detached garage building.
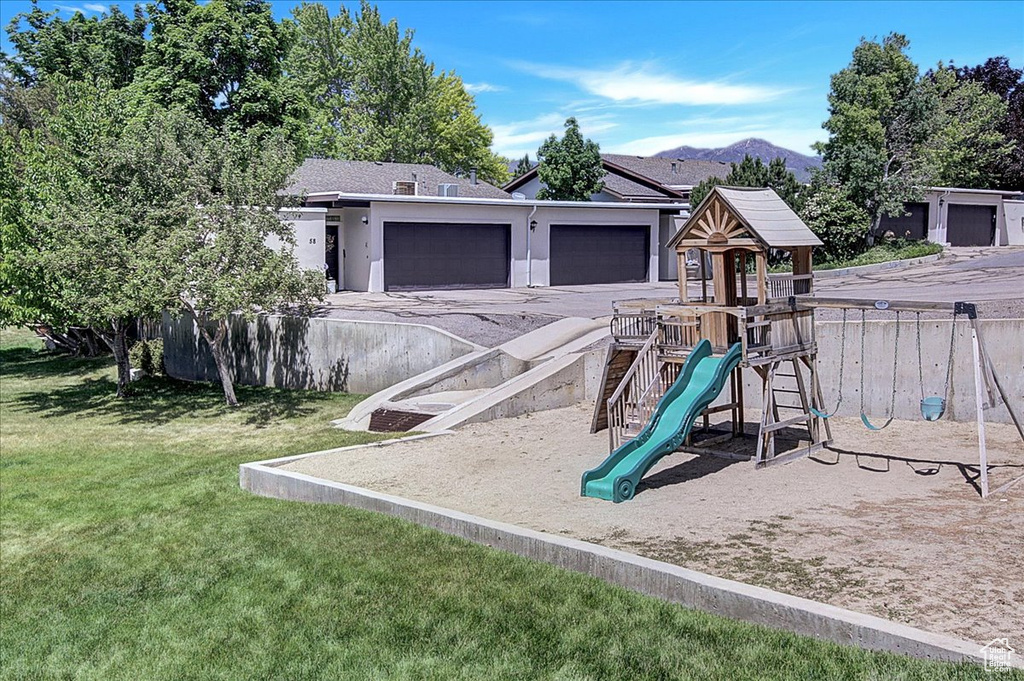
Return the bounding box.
[880,187,1023,247]
[286,159,682,292]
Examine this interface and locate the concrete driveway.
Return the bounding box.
[320,247,1024,345]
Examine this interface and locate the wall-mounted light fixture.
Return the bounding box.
[361,215,369,224]
[530,220,537,231]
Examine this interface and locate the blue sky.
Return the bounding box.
[2,1,1022,158]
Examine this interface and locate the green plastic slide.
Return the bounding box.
[581,339,743,503]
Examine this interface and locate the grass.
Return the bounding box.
[0,327,1012,680]
[814,241,944,271]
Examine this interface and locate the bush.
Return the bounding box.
[800,184,871,263]
[129,339,164,375]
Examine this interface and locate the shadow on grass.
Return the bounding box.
[4,346,336,428]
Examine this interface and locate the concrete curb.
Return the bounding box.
[239,456,1005,668]
[814,252,944,279]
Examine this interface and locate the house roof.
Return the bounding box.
[502,154,729,199]
[286,159,511,199]
[668,186,822,249]
[601,155,731,188]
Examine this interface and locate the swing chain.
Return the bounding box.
[888,311,901,415]
[943,309,958,398]
[916,312,924,401]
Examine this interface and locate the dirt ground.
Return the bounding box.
[281,404,1024,645]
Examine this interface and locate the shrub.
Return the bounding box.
[800,184,871,263]
[129,339,164,375]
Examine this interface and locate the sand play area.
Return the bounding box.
[281,404,1023,645]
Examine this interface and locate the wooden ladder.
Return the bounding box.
[755,356,832,467]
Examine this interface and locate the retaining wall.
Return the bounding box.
[731,319,1023,425]
[162,313,479,394]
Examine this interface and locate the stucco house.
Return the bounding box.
[879,187,1024,246]
[282,159,686,291]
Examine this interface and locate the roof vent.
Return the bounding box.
[671,162,677,173]
[393,180,417,196]
[438,183,459,197]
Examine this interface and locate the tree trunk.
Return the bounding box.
[100,321,132,398]
[198,317,238,407]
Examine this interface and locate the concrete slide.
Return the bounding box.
[581,339,743,503]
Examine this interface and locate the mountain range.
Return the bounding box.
[654,138,821,182]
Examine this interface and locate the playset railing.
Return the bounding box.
[767,272,814,299]
[606,328,660,451]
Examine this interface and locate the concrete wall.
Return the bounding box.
[731,319,1023,426]
[275,208,327,272]
[162,314,479,394]
[1003,200,1024,246]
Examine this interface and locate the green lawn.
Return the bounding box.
[815,241,944,271]
[0,327,1007,680]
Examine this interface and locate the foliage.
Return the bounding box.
[129,338,163,376]
[514,154,533,178]
[954,56,1024,189]
[799,183,872,263]
[921,65,1012,188]
[535,117,604,201]
[122,108,323,406]
[812,239,943,271]
[688,156,804,212]
[0,333,992,680]
[2,0,148,88]
[815,34,937,233]
[131,0,304,137]
[9,80,163,395]
[285,1,507,184]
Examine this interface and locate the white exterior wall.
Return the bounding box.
[1003,200,1024,245]
[366,201,531,292]
[529,205,660,287]
[275,208,327,273]
[341,207,371,291]
[923,191,1010,245]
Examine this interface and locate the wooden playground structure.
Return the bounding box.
[592,186,1024,497]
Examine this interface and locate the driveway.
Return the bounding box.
[320,248,1024,345]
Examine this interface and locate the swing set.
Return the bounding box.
[803,297,1024,497]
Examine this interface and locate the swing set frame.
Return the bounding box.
[802,296,1024,498]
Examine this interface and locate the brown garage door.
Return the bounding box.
[879,202,928,240]
[384,222,510,290]
[550,224,649,286]
[947,205,996,247]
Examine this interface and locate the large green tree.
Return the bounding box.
[9,81,163,395]
[136,112,323,406]
[955,56,1024,189]
[535,117,604,201]
[285,1,507,183]
[815,34,937,234]
[921,65,1012,188]
[3,0,147,87]
[133,0,303,136]
[799,182,872,263]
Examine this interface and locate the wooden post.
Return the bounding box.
[700,249,708,303]
[972,327,989,498]
[739,251,748,304]
[678,250,688,302]
[756,251,767,304]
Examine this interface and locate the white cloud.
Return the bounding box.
[512,61,785,106]
[465,82,506,94]
[55,3,107,13]
[490,112,618,158]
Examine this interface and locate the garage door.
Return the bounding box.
[550,224,649,286]
[947,205,995,247]
[383,222,510,291]
[879,202,928,240]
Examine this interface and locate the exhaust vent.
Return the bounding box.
[393,181,417,196]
